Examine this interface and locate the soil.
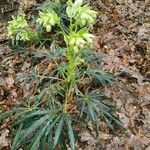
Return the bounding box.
[0,0,150,150]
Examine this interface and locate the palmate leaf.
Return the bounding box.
[11,108,61,149]
[10,108,76,150]
[13,109,50,126]
[44,115,62,149]
[35,0,67,15]
[16,69,41,85]
[86,68,115,86]
[36,1,58,11]
[29,121,50,150]
[53,113,75,150]
[16,115,50,147]
[89,95,123,128]
[38,114,62,150]
[82,48,101,65]
[0,108,27,123]
[87,102,97,122]
[77,90,123,130]
[33,46,65,61]
[102,109,124,129]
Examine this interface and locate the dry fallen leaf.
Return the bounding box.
[0,129,10,148]
[5,75,14,89]
[80,130,97,146]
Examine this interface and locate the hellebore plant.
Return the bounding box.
[2,0,123,150]
[35,0,97,114]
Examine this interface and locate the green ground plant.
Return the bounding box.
[1,0,123,149]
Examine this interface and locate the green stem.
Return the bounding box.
[63,45,75,113]
[68,44,76,83]
[70,18,73,32]
[58,21,67,37]
[63,17,75,113]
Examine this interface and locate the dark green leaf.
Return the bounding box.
[12,124,23,150]
[18,115,49,146]
[54,116,64,148]
[66,117,75,150]
[30,121,50,150]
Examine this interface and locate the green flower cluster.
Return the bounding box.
[65,28,94,53]
[7,14,30,43]
[76,5,97,26]
[36,9,59,32]
[66,0,97,26]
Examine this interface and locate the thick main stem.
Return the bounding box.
[67,55,75,83]
[63,46,75,113]
[63,16,76,113]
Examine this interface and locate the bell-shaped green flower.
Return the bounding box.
[73,0,83,8]
[76,5,97,26]
[36,9,59,32]
[7,13,30,42]
[16,30,30,41]
[66,0,83,18]
[65,28,94,52]
[66,0,97,27]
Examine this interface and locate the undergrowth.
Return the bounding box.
[0,0,123,150]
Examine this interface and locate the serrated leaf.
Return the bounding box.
[66,117,75,150]
[39,133,47,150]
[0,108,25,123]
[103,111,124,128]
[30,121,50,150]
[12,124,23,150]
[54,116,64,148]
[103,114,114,131]
[45,114,61,136]
[0,111,14,122]
[47,132,54,150]
[79,101,85,117]
[14,110,49,126]
[18,115,49,146]
[88,103,96,122]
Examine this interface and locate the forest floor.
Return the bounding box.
[0,0,150,150]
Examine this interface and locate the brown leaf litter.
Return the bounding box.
[0,0,150,149]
